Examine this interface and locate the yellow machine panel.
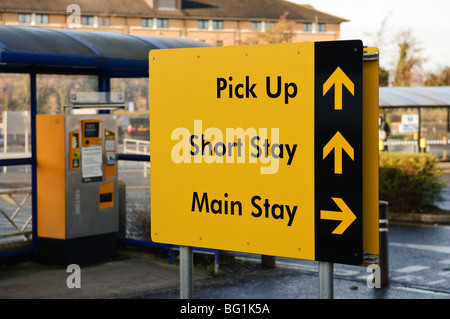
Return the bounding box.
[36,115,66,240]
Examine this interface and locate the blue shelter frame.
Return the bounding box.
[0,25,209,259]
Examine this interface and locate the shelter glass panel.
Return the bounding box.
[381,107,417,140]
[0,165,32,252]
[118,163,150,241]
[111,77,150,242]
[421,107,448,140]
[111,77,149,142]
[0,73,31,156]
[37,74,97,114]
[380,106,450,159]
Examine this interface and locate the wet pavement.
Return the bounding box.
[1,232,450,300]
[1,164,450,300]
[142,251,450,299]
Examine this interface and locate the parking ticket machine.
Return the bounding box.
[36,113,119,265]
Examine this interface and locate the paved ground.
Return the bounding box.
[1,237,450,300]
[1,162,450,300]
[141,223,450,300]
[0,245,212,299]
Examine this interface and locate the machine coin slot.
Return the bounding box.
[100,193,113,203]
[99,181,114,210]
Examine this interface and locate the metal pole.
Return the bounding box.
[379,201,389,286]
[447,106,450,133]
[318,261,333,299]
[180,246,193,299]
[418,106,422,152]
[30,70,38,256]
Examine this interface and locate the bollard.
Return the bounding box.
[261,255,276,268]
[420,138,427,153]
[379,201,389,286]
[118,180,126,238]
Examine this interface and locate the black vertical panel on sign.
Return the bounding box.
[314,40,363,265]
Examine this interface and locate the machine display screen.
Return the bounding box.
[84,122,99,138]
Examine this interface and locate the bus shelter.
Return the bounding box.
[0,25,208,258]
[379,86,450,158]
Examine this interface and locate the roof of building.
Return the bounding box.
[380,86,450,108]
[181,0,347,22]
[0,0,347,22]
[0,0,151,16]
[0,25,208,76]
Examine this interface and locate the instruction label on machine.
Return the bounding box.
[81,146,103,182]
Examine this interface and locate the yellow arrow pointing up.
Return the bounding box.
[320,197,356,235]
[323,67,354,110]
[323,131,354,174]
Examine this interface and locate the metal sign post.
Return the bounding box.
[319,261,334,299]
[180,246,193,299]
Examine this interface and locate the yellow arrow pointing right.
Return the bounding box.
[320,197,356,235]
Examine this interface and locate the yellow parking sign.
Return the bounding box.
[149,41,377,265]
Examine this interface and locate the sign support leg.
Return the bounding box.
[319,261,334,299]
[180,246,193,299]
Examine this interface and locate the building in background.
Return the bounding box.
[0,0,347,46]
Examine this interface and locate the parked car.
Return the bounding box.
[118,116,149,141]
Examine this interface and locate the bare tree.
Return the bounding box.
[363,13,392,86]
[424,66,450,86]
[257,12,295,44]
[368,13,392,49]
[392,29,425,86]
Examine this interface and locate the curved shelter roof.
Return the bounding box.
[0,25,208,76]
[380,86,450,108]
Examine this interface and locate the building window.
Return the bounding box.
[318,23,326,32]
[98,17,110,26]
[216,40,223,46]
[141,18,153,28]
[157,18,168,28]
[157,0,177,9]
[198,20,209,29]
[266,22,276,30]
[251,21,262,31]
[18,13,31,24]
[82,16,94,26]
[35,14,49,24]
[303,23,312,32]
[212,20,223,30]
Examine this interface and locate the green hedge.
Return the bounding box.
[379,152,445,214]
